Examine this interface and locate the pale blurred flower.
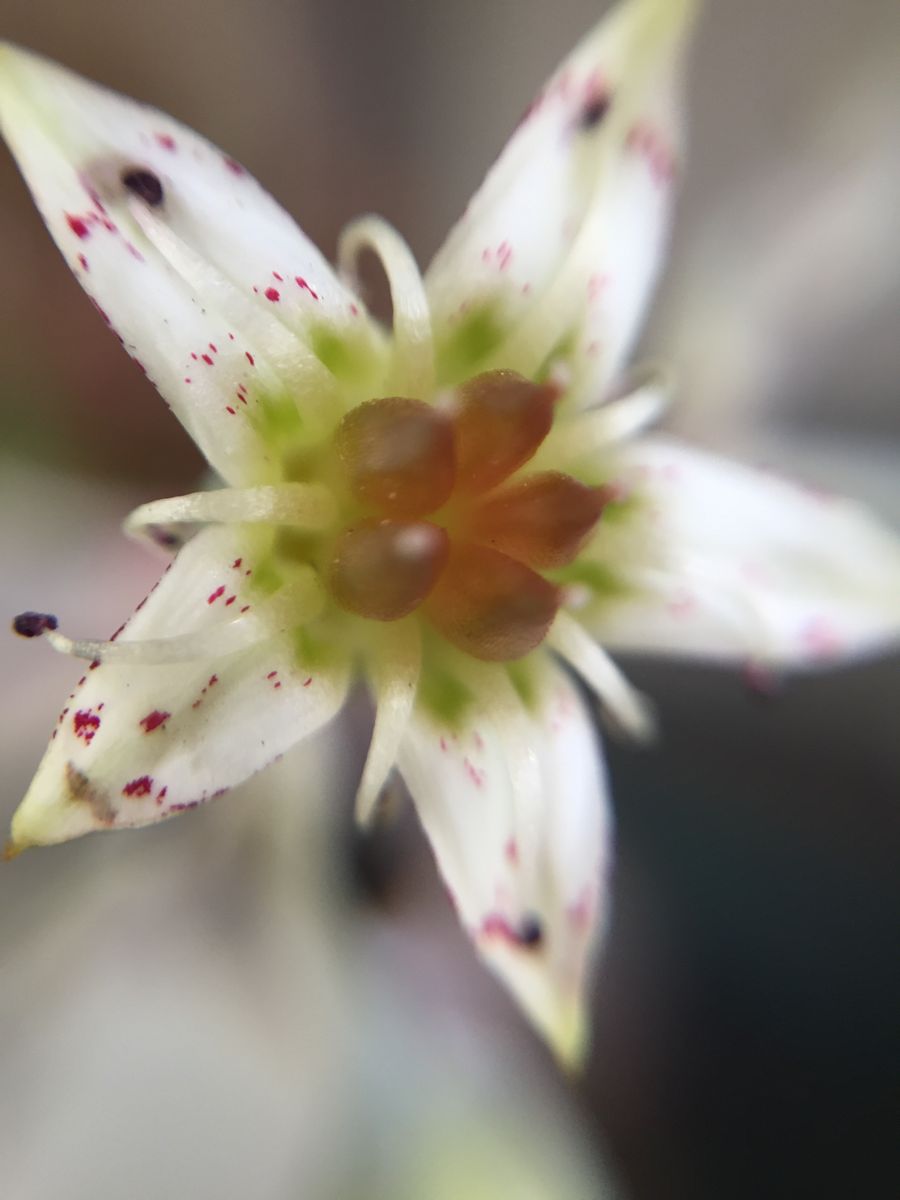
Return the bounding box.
[2,0,899,1067]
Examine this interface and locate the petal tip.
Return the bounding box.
[3,836,29,862]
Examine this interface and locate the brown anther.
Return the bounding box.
[424,543,560,661]
[464,472,610,569]
[335,397,455,517]
[329,518,449,621]
[452,370,558,495]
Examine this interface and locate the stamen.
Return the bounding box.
[335,398,455,517]
[12,612,59,638]
[536,367,671,464]
[36,571,323,666]
[125,484,337,542]
[338,215,435,396]
[121,167,164,207]
[547,612,656,742]
[355,621,421,826]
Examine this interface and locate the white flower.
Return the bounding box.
[2,0,899,1065]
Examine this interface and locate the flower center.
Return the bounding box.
[325,370,609,661]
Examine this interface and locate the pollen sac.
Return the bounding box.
[424,544,560,661]
[329,518,450,621]
[465,471,610,569]
[452,370,558,494]
[335,397,455,517]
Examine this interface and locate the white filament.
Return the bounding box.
[355,621,421,826]
[338,216,435,397]
[538,367,671,464]
[125,483,337,542]
[548,612,656,742]
[43,570,324,666]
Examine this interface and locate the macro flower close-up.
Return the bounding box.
[1,0,899,1092]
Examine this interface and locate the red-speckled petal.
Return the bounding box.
[588,437,900,667]
[0,44,385,484]
[426,0,696,398]
[397,660,610,1066]
[9,525,350,849]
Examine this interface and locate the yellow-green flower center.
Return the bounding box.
[277,370,610,662]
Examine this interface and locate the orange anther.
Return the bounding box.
[424,543,560,661]
[452,370,558,494]
[329,518,449,620]
[464,472,609,568]
[335,397,455,516]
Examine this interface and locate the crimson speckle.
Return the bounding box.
[66,214,90,240]
[140,709,171,733]
[264,286,280,302]
[224,157,245,176]
[225,406,236,415]
[78,254,89,271]
[302,677,312,687]
[202,353,214,365]
[73,709,101,743]
[266,670,277,680]
[245,351,255,366]
[208,674,218,686]
[295,276,319,300]
[208,586,225,604]
[123,775,153,797]
[225,595,236,605]
[155,133,176,151]
[272,271,283,281]
[232,558,243,569]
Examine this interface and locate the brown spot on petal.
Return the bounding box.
[65,762,115,825]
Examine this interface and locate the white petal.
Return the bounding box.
[425,0,697,395]
[0,44,385,484]
[398,659,611,1066]
[591,436,900,667]
[10,525,349,849]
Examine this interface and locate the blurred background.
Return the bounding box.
[1,1,898,1197]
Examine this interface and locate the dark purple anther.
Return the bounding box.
[13,612,59,638]
[579,93,611,130]
[518,914,544,948]
[121,167,165,207]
